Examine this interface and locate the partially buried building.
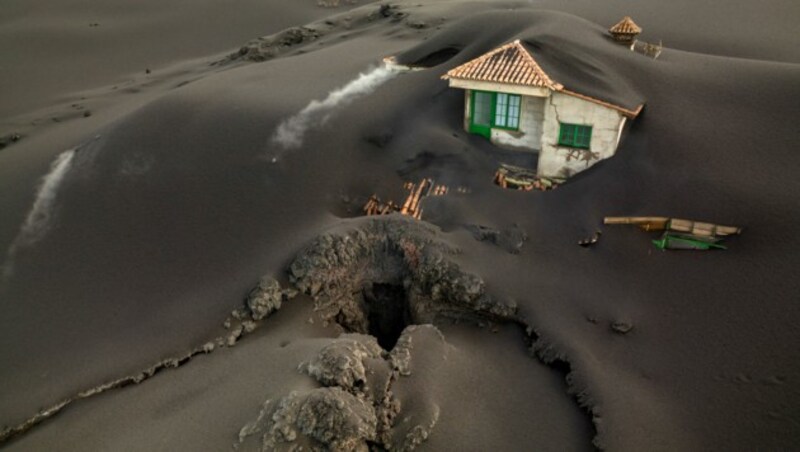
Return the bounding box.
[442,39,645,180]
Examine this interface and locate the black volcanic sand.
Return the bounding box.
[1,0,800,450]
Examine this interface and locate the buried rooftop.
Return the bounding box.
[441,33,645,180]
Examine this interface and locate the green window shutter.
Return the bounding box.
[575,125,592,148]
[558,123,592,149]
[558,124,576,146]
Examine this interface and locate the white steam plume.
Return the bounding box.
[271,62,409,151]
[2,149,76,280]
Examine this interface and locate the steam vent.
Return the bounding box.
[609,16,642,45]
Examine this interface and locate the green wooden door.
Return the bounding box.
[470,91,493,139]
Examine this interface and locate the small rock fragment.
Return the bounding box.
[611,321,633,334]
[246,276,286,320]
[264,388,377,451]
[227,325,244,346]
[0,133,22,150]
[300,335,386,397]
[242,320,257,334]
[465,224,528,254]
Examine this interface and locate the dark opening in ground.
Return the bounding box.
[362,283,412,350]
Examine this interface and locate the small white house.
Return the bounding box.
[442,40,644,179]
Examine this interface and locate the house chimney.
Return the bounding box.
[609,16,642,45]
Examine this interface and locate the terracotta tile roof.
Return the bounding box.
[440,39,644,118]
[442,40,561,90]
[559,88,643,119]
[609,16,642,35]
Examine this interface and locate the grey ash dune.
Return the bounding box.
[1,0,800,451]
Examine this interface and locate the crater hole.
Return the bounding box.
[362,283,413,350]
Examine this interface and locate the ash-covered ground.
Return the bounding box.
[1,0,799,450]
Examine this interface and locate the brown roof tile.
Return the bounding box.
[440,40,644,118]
[609,16,642,35]
[443,40,561,89]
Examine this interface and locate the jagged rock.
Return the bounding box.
[236,26,320,61]
[300,334,386,396]
[611,321,633,334]
[246,276,283,320]
[246,276,297,320]
[264,388,378,451]
[242,320,257,334]
[297,389,377,450]
[0,133,22,150]
[231,307,247,320]
[397,404,440,451]
[378,4,394,17]
[389,326,421,376]
[465,224,528,254]
[299,333,400,446]
[227,325,243,346]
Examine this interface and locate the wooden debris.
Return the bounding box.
[604,217,742,236]
[632,39,663,59]
[363,178,465,221]
[667,219,741,237]
[431,185,449,196]
[578,230,602,247]
[604,216,670,231]
[494,163,560,191]
[604,216,742,251]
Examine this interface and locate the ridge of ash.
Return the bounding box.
[464,223,528,254]
[288,216,519,346]
[287,216,598,450]
[239,216,525,450]
[0,277,297,446]
[528,330,602,450]
[226,3,418,63]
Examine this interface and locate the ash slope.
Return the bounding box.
[1,1,800,451]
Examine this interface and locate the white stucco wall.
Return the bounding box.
[537,92,626,179]
[491,95,546,151]
[462,89,546,151]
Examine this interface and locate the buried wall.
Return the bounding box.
[538,91,626,179]
[490,94,546,151]
[459,85,545,152]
